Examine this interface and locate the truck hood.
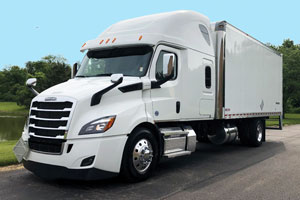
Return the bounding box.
[39,77,141,100]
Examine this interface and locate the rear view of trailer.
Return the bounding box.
[215,22,282,120]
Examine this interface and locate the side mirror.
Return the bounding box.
[111,74,124,83]
[26,78,37,87]
[26,78,39,96]
[72,62,80,78]
[163,53,175,77]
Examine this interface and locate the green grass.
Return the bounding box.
[0,140,18,166]
[266,113,300,127]
[0,102,28,116]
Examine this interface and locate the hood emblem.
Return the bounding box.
[45,97,57,101]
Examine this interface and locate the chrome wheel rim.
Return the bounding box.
[257,123,263,142]
[132,139,153,174]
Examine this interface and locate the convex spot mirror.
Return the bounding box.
[163,53,175,77]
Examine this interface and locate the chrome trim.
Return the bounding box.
[132,139,153,174]
[29,124,67,130]
[28,96,76,140]
[161,126,196,156]
[27,96,76,155]
[29,116,69,121]
[29,133,65,140]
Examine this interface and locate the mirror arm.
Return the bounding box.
[27,86,39,96]
[90,77,123,106]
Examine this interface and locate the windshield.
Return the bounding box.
[76,46,153,77]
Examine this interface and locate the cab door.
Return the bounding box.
[149,45,181,121]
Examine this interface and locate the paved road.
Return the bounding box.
[1,125,300,200]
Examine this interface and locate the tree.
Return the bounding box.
[270,39,300,117]
[0,66,27,102]
[18,55,71,107]
[0,55,71,108]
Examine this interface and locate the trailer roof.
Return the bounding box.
[215,21,282,57]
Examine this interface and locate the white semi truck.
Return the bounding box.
[14,10,282,181]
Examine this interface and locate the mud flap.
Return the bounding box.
[13,138,29,163]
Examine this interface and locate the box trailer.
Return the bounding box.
[14,10,282,181]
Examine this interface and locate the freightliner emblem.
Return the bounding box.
[45,97,57,101]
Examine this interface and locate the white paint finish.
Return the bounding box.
[150,45,182,121]
[179,49,215,120]
[199,99,213,117]
[199,59,215,117]
[67,86,148,139]
[224,24,282,118]
[36,77,149,139]
[25,135,127,173]
[80,10,214,57]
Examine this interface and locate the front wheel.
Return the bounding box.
[121,127,158,182]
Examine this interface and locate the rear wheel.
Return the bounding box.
[248,119,264,147]
[121,127,158,182]
[238,119,264,147]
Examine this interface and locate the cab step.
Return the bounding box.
[159,126,197,158]
[164,150,192,158]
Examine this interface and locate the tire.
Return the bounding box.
[248,119,264,147]
[121,127,159,182]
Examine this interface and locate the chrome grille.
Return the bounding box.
[29,100,74,139]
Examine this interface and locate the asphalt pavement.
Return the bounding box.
[0,125,300,200]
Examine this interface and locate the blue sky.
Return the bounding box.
[0,0,299,69]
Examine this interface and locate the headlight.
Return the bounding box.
[79,116,116,135]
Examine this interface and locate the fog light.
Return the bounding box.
[81,156,95,167]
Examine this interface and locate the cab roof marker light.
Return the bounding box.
[81,43,86,48]
[139,35,143,41]
[106,39,110,44]
[112,38,116,43]
[99,39,104,45]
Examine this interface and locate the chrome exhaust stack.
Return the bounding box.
[208,125,238,145]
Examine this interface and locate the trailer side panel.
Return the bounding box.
[223,24,282,119]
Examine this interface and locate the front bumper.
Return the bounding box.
[23,134,128,179]
[23,160,117,180]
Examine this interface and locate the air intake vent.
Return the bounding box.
[29,136,65,154]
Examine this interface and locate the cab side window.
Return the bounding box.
[155,51,177,81]
[205,66,211,88]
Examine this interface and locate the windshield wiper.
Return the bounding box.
[75,75,87,78]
